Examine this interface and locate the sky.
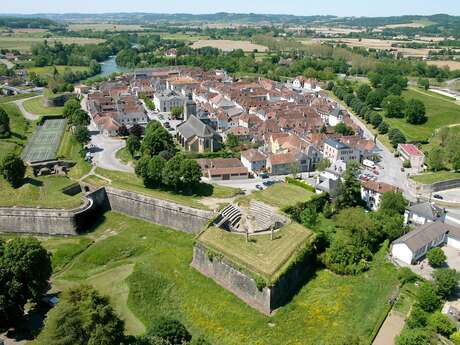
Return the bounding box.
[1,0,460,17]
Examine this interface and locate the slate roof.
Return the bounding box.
[324,138,349,150]
[407,202,446,221]
[393,222,459,252]
[176,115,217,139]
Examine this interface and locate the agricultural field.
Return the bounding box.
[427,60,460,71]
[238,183,314,209]
[68,23,145,32]
[156,32,210,42]
[44,211,398,344]
[191,39,268,52]
[0,34,105,52]
[26,65,90,76]
[23,96,64,116]
[95,168,240,210]
[379,19,436,29]
[198,223,314,282]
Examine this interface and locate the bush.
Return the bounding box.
[402,160,411,169]
[406,307,428,329]
[433,268,458,298]
[285,176,315,192]
[427,247,446,268]
[396,328,432,345]
[1,153,26,188]
[147,317,191,345]
[429,312,456,337]
[398,267,417,285]
[416,282,442,312]
[0,106,10,138]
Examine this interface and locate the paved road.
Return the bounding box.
[88,123,134,173]
[13,95,42,121]
[373,311,405,345]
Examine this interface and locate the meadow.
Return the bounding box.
[23,96,64,116]
[191,39,268,52]
[46,211,399,345]
[0,34,105,52]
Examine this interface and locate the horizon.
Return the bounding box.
[1,0,460,17]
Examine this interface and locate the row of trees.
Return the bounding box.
[331,82,407,147]
[0,106,10,138]
[426,127,460,172]
[63,98,91,145]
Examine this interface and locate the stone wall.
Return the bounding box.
[191,244,313,315]
[408,177,460,195]
[104,187,214,233]
[0,188,108,235]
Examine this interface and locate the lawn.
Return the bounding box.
[411,171,460,184]
[57,129,91,179]
[115,146,133,164]
[384,88,460,142]
[0,93,38,103]
[238,183,314,209]
[95,168,240,210]
[46,211,399,344]
[26,65,90,76]
[198,223,315,282]
[0,175,83,209]
[23,96,64,116]
[81,175,109,188]
[0,102,34,160]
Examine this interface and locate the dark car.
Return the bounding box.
[263,180,275,187]
[164,122,170,128]
[433,194,444,200]
[255,184,264,190]
[259,173,269,179]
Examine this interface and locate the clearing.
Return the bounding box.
[191,39,268,52]
[42,211,398,345]
[197,223,314,283]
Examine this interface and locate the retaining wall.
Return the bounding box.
[191,243,313,315]
[408,177,460,194]
[104,187,214,233]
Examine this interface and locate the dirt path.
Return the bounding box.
[13,95,42,121]
[373,311,405,345]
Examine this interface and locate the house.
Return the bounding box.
[327,107,344,127]
[154,90,186,112]
[404,202,446,225]
[240,149,267,173]
[323,139,359,163]
[361,181,397,211]
[197,158,249,181]
[398,144,425,173]
[391,222,460,264]
[267,151,312,175]
[176,115,222,152]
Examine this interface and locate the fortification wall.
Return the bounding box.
[408,177,460,194]
[104,187,214,233]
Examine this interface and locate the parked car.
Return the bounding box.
[263,180,275,187]
[433,194,444,200]
[255,184,264,190]
[164,122,170,128]
[259,173,269,179]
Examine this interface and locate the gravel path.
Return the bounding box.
[373,311,405,345]
[13,95,42,121]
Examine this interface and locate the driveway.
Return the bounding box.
[89,125,133,173]
[13,95,42,121]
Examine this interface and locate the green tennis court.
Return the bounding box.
[22,118,67,163]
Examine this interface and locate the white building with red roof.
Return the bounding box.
[397,144,425,173]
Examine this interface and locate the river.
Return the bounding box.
[99,56,129,76]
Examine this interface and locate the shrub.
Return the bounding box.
[429,312,456,337]
[0,153,26,188]
[397,267,417,285]
[396,328,432,345]
[406,307,428,329]
[427,247,446,268]
[416,282,442,312]
[285,176,316,192]
[148,317,191,345]
[0,107,10,138]
[433,268,458,298]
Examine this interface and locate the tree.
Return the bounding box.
[180,159,202,188]
[0,107,10,138]
[225,133,239,149]
[417,282,442,312]
[427,147,444,172]
[377,121,389,134]
[380,191,407,214]
[147,317,191,345]
[388,128,406,147]
[146,156,166,187]
[141,126,174,157]
[433,268,458,298]
[427,247,446,267]
[74,125,90,145]
[335,161,363,209]
[289,161,300,178]
[162,155,185,190]
[135,156,150,181]
[429,311,456,337]
[406,307,428,329]
[0,153,26,188]
[118,124,129,137]
[130,124,144,138]
[395,328,431,345]
[300,206,317,228]
[69,109,89,126]
[366,89,387,108]
[356,84,371,102]
[317,158,331,172]
[454,152,460,172]
[35,285,126,345]
[334,123,354,135]
[418,78,430,90]
[127,134,141,157]
[370,113,383,128]
[405,99,427,125]
[170,106,183,119]
[382,95,405,118]
[0,238,52,326]
[63,98,80,118]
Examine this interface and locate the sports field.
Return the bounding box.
[21,118,67,163]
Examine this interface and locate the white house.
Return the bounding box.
[391,222,460,264]
[397,144,425,173]
[323,139,359,163]
[361,181,397,211]
[240,149,267,173]
[404,202,446,225]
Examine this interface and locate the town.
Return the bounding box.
[1,5,460,345]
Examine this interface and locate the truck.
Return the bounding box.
[363,159,375,169]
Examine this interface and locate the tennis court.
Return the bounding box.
[22,118,67,163]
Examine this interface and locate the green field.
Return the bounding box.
[198,223,314,282]
[0,175,83,209]
[0,93,38,104]
[0,102,34,160]
[23,96,64,116]
[384,88,460,142]
[26,65,90,76]
[0,35,105,52]
[57,129,91,179]
[238,183,314,208]
[411,171,460,184]
[44,211,398,344]
[96,168,240,209]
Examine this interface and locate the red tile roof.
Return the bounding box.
[399,144,424,156]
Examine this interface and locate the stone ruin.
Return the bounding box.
[215,200,286,234]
